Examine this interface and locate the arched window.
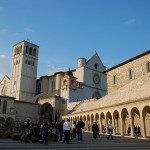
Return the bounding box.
[17,47,19,54]
[52,79,55,92]
[64,80,67,86]
[33,48,36,56]
[20,45,22,53]
[146,62,150,72]
[1,86,7,96]
[3,100,7,114]
[129,68,134,80]
[93,91,101,99]
[29,47,32,55]
[15,48,17,55]
[26,46,28,53]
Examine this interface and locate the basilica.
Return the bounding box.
[0,40,150,139]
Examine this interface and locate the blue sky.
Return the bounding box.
[1,0,150,80]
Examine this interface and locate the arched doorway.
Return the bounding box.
[5,117,14,127]
[40,103,53,123]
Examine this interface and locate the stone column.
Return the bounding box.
[99,118,102,134]
[130,117,134,137]
[106,119,108,134]
[120,117,124,136]
[112,118,116,135]
[141,117,146,138]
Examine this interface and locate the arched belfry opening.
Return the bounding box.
[40,102,53,123]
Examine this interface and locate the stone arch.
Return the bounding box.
[142,106,150,137]
[39,102,53,123]
[131,107,141,136]
[121,108,129,135]
[106,111,112,123]
[113,110,121,135]
[5,117,14,127]
[100,112,106,133]
[106,111,112,133]
[95,113,99,121]
[1,85,7,96]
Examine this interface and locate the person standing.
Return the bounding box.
[107,121,114,140]
[42,121,49,145]
[72,121,76,138]
[76,121,82,143]
[92,122,99,139]
[58,120,64,142]
[63,118,72,144]
[79,119,85,140]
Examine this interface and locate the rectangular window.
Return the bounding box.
[129,69,134,80]
[146,62,150,72]
[113,75,117,85]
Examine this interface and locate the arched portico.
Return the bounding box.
[131,107,141,137]
[121,108,130,136]
[142,106,150,137]
[100,112,106,133]
[113,110,121,135]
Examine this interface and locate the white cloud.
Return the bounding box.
[125,19,136,25]
[24,28,34,33]
[0,29,7,35]
[0,54,12,81]
[47,64,67,75]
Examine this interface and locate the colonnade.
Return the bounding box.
[63,101,150,138]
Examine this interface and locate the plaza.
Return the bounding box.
[0,132,149,150]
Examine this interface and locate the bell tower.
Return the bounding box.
[10,41,39,101]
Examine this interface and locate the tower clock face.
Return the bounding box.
[93,74,100,84]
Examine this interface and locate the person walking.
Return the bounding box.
[63,118,72,144]
[107,121,114,140]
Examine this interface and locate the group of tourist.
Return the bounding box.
[57,118,85,144]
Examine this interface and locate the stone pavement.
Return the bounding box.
[0,133,150,150]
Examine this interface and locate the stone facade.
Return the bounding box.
[0,40,107,123]
[63,50,150,139]
[106,50,150,94]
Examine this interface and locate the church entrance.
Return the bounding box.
[39,102,53,123]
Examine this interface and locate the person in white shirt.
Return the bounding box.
[107,121,114,140]
[63,118,72,144]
